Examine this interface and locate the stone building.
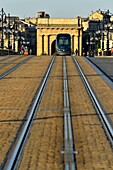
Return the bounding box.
[82,9,113,56]
[36,17,83,56]
[1,9,113,56]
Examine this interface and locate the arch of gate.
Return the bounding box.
[37,17,83,56]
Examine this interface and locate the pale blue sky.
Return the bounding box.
[0,0,113,18]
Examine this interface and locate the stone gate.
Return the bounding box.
[37,17,83,56]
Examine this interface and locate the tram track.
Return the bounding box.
[2,56,56,170]
[72,56,113,147]
[0,55,113,170]
[63,56,76,170]
[0,55,16,63]
[0,56,33,80]
[63,55,113,169]
[17,56,113,170]
[66,56,113,169]
[0,56,24,69]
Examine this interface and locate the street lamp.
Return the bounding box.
[89,32,96,57]
[11,18,18,53]
[4,13,13,54]
[8,13,10,50]
[96,30,101,48]
[104,23,111,56]
[95,30,102,56]
[0,8,7,49]
[12,19,16,52]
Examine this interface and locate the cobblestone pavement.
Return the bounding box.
[67,56,113,170]
[0,56,52,167]
[0,56,31,75]
[17,56,113,170]
[76,56,113,122]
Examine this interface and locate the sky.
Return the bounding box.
[0,0,113,19]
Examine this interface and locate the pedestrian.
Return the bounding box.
[87,51,89,57]
[83,52,85,56]
[75,49,78,55]
[29,49,32,55]
[111,47,113,56]
[21,45,24,55]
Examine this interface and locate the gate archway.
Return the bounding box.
[37,17,83,56]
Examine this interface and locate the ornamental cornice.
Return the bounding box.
[37,24,82,29]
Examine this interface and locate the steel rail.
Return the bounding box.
[0,56,24,69]
[0,57,32,80]
[0,55,15,62]
[3,56,56,170]
[72,56,113,147]
[63,56,76,170]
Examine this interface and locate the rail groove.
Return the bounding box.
[72,56,113,147]
[0,56,24,69]
[0,57,32,80]
[3,56,56,170]
[63,56,77,170]
[0,56,14,62]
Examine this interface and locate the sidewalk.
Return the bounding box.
[94,55,113,58]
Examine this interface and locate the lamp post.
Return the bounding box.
[77,16,81,56]
[12,18,16,52]
[86,37,90,56]
[107,30,109,56]
[3,13,12,54]
[105,23,111,56]
[8,13,10,51]
[0,8,6,49]
[11,18,18,53]
[96,30,100,48]
[89,31,96,57]
[18,31,22,54]
[95,30,101,56]
[101,31,104,56]
[96,27,104,56]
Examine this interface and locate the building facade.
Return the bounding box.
[36,17,83,56]
[82,9,113,56]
